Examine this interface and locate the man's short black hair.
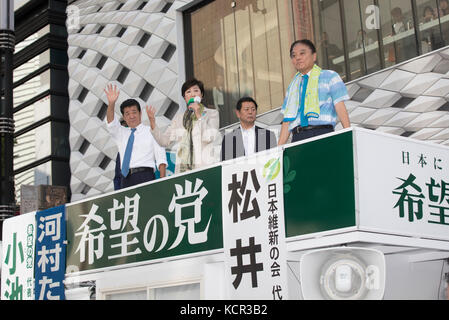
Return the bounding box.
[290,39,317,57]
[236,97,258,111]
[182,78,205,97]
[120,99,141,115]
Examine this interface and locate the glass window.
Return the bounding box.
[311,0,347,81]
[14,130,38,171]
[15,25,50,55]
[13,69,51,108]
[233,1,256,105]
[379,0,418,67]
[220,2,240,127]
[153,283,200,300]
[280,1,297,90]
[14,161,52,203]
[234,0,287,114]
[185,0,447,127]
[14,95,51,133]
[359,0,383,74]
[436,0,449,45]
[103,283,200,300]
[15,0,33,10]
[14,122,51,172]
[13,50,50,84]
[105,290,147,300]
[187,0,298,128]
[14,121,69,174]
[343,0,366,80]
[189,0,238,128]
[416,0,444,53]
[342,0,382,79]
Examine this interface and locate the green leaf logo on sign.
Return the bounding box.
[263,158,281,182]
[283,156,297,194]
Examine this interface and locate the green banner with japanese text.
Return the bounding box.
[283,131,357,237]
[66,166,223,273]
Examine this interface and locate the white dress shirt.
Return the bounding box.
[107,117,167,170]
[240,125,256,157]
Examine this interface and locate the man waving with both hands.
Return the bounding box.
[104,84,167,189]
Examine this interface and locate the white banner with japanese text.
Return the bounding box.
[222,149,288,300]
[1,212,36,300]
[355,129,449,240]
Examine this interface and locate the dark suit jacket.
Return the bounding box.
[221,126,277,161]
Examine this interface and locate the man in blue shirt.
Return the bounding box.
[278,39,351,145]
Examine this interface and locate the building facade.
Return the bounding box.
[67,0,449,201]
[12,0,71,204]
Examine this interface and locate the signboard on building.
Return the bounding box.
[1,212,36,300]
[355,129,449,240]
[20,185,67,215]
[20,185,40,215]
[66,166,223,274]
[35,205,66,300]
[222,150,288,300]
[39,185,67,210]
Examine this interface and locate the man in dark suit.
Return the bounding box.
[221,97,277,161]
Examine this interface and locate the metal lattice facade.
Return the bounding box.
[68,0,183,201]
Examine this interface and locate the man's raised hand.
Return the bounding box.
[104,84,120,105]
[146,105,156,130]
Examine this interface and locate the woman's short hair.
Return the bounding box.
[182,78,205,97]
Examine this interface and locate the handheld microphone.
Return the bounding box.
[187,96,202,113]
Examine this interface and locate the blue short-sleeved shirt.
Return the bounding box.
[281,70,349,131]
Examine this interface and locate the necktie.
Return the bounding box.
[299,74,309,127]
[121,128,136,178]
